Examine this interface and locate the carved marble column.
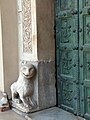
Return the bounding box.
[17,0,56,112]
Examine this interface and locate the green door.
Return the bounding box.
[79,0,90,119]
[56,0,90,119]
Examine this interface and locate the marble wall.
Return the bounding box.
[0,0,19,96]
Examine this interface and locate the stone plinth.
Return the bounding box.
[38,61,56,110]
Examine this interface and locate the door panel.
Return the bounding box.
[56,0,79,114]
[60,0,76,11]
[79,0,90,118]
[56,0,90,118]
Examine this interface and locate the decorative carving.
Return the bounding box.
[84,54,90,79]
[10,63,37,113]
[87,96,90,107]
[87,23,90,37]
[0,92,10,112]
[23,0,32,53]
[62,52,72,74]
[63,81,73,106]
[87,61,90,70]
[60,0,74,10]
[85,88,90,113]
[61,20,71,43]
[85,0,90,7]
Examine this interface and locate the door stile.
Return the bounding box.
[79,0,90,118]
[79,0,84,117]
[55,0,80,114]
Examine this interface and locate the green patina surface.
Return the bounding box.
[55,0,90,119]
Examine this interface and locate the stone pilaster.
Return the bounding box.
[36,0,56,110]
[17,0,56,112]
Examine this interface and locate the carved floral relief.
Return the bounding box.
[63,81,73,107]
[61,20,71,43]
[23,0,32,53]
[62,52,72,75]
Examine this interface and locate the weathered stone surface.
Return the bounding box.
[36,0,55,61]
[17,0,37,62]
[38,61,56,109]
[11,64,37,113]
[0,92,10,112]
[11,61,56,113]
[0,110,26,120]
[27,107,84,120]
[0,108,85,120]
[0,92,8,106]
[35,0,56,110]
[17,0,56,113]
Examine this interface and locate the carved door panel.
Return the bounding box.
[56,0,90,118]
[56,0,79,114]
[79,0,90,118]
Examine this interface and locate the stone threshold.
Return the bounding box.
[13,107,85,120]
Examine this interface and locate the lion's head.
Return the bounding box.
[21,64,36,79]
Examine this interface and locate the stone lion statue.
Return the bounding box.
[10,63,36,112]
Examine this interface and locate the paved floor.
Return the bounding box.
[0,107,85,120]
[28,107,85,120]
[0,110,25,120]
